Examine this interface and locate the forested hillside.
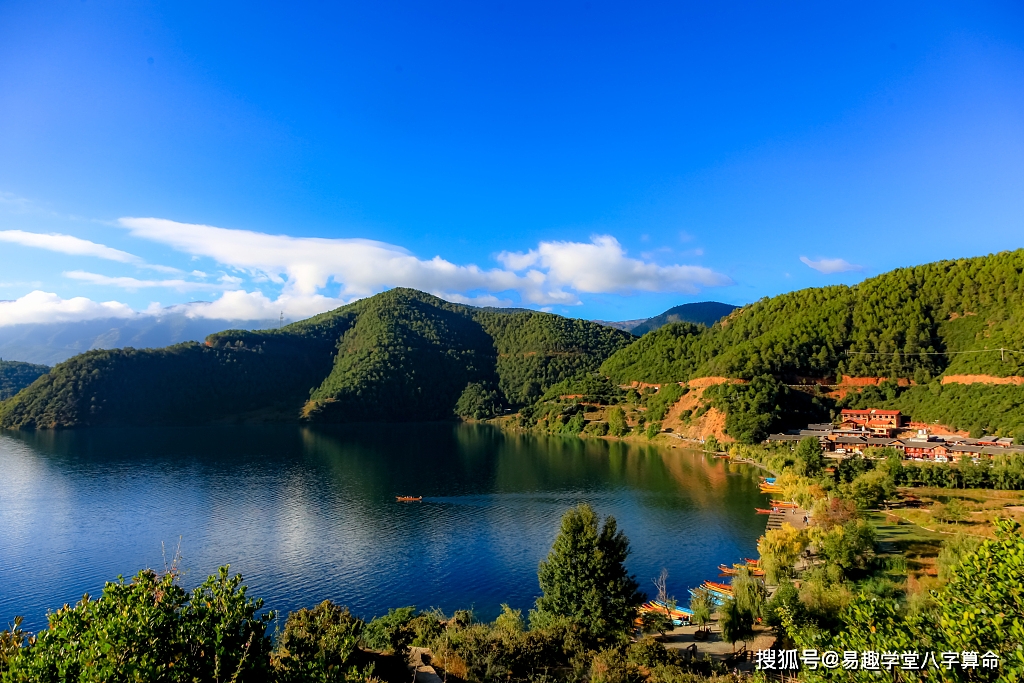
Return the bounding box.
[0,360,50,400]
[596,249,1024,441]
[0,289,632,428]
[602,249,1024,384]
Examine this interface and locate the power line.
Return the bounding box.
[844,347,1023,359]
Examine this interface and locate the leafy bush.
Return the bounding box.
[455,382,504,419]
[361,607,417,655]
[1,567,272,683]
[272,601,365,683]
[607,407,630,437]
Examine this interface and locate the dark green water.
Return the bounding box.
[0,424,768,632]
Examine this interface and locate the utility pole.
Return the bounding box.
[1001,347,1005,362]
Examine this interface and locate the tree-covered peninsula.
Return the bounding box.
[0,289,632,428]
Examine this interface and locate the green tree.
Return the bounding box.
[272,601,365,683]
[361,607,416,656]
[718,598,754,651]
[795,436,825,476]
[606,407,630,437]
[644,421,661,439]
[704,434,720,453]
[845,468,895,509]
[786,520,1024,682]
[757,523,809,584]
[532,504,644,644]
[1,566,272,683]
[454,382,503,420]
[687,588,715,634]
[812,519,876,575]
[639,611,673,638]
[730,568,766,620]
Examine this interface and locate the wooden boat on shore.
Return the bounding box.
[689,588,725,605]
[703,581,734,594]
[770,500,799,509]
[718,563,766,577]
[639,601,691,625]
[396,496,423,502]
[648,601,693,618]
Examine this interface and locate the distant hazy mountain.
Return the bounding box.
[593,302,739,336]
[0,314,281,366]
[589,318,648,332]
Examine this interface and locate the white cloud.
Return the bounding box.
[498,235,732,295]
[162,290,349,321]
[63,270,234,292]
[118,216,540,299]
[0,230,142,264]
[1,218,734,326]
[121,217,727,306]
[799,256,863,274]
[0,290,138,326]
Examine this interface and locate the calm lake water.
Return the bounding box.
[0,424,769,632]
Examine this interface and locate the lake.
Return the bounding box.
[0,424,769,632]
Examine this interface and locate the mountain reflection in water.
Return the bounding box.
[0,424,768,632]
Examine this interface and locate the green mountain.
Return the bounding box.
[0,289,632,429]
[600,249,1024,438]
[628,301,738,336]
[592,301,738,335]
[0,360,50,401]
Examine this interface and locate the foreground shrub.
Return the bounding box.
[2,566,272,683]
[271,601,366,683]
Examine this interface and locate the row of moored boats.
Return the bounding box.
[637,475,789,629]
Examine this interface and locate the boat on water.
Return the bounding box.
[639,600,693,625]
[760,476,776,484]
[395,496,423,502]
[703,580,734,594]
[719,563,765,577]
[770,500,799,509]
[689,588,726,605]
[754,508,773,515]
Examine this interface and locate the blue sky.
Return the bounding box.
[1,1,1023,325]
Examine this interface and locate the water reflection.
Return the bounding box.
[0,424,768,632]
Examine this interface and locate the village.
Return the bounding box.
[767,408,1024,461]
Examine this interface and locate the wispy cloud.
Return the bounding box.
[0,230,142,264]
[799,256,863,274]
[64,271,233,292]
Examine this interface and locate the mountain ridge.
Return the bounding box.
[0,289,632,428]
[591,301,738,335]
